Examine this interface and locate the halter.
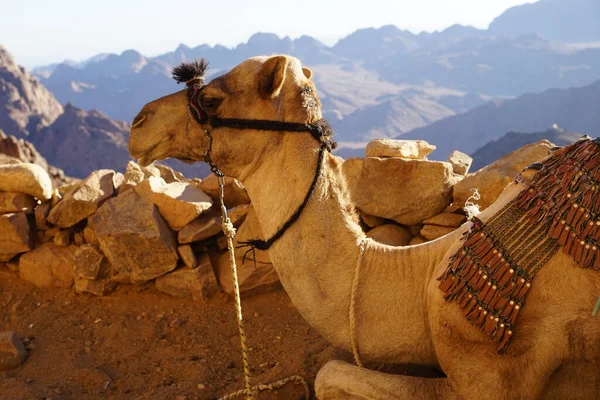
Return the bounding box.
[183,77,336,251]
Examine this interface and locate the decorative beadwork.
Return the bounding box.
[438,138,600,353]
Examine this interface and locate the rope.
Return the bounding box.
[213,175,310,400]
[349,238,368,368]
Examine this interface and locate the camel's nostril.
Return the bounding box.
[132,113,146,128]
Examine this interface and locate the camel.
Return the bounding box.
[128,55,600,399]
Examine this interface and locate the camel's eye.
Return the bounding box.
[202,97,222,112]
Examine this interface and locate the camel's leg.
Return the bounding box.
[314,360,455,400]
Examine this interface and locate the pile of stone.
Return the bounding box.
[0,159,279,300]
[0,137,553,302]
[343,138,553,246]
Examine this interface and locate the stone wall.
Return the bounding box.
[0,139,554,301]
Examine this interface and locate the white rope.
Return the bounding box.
[214,175,310,400]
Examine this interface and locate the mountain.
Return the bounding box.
[470,125,583,170]
[30,103,131,177]
[401,79,600,160]
[489,0,600,43]
[0,45,63,137]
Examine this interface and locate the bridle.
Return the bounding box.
[183,76,336,252]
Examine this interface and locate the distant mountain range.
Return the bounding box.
[401,78,600,159]
[489,0,600,43]
[470,126,583,170]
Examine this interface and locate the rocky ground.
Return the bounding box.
[0,269,343,400]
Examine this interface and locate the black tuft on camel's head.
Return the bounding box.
[172,58,209,86]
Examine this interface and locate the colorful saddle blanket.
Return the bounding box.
[438,138,600,352]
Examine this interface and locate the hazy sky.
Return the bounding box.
[1,0,534,67]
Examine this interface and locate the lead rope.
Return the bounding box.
[214,175,310,400]
[349,238,368,368]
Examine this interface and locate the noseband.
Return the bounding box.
[183,77,336,252]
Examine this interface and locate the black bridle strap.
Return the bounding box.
[238,141,328,251]
[208,117,335,148]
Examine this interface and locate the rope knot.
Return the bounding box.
[222,220,237,239]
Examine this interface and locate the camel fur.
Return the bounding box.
[129,55,600,399]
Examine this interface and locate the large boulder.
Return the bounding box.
[19,243,77,288]
[198,174,250,208]
[47,169,121,228]
[453,140,553,210]
[135,176,213,231]
[365,139,436,159]
[155,254,218,301]
[89,189,179,283]
[0,213,32,261]
[422,212,467,228]
[343,157,460,225]
[0,193,36,214]
[0,163,52,201]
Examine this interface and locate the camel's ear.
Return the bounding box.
[259,56,288,99]
[302,67,312,80]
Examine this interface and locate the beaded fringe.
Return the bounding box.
[438,138,600,352]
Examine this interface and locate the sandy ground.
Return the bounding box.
[0,267,352,400]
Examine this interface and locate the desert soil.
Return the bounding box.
[0,268,351,400]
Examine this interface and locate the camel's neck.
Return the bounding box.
[241,138,461,363]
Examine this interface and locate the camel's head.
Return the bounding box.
[129,55,323,178]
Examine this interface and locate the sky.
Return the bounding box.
[1,0,534,67]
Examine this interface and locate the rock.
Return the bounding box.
[178,213,222,244]
[73,244,110,280]
[120,161,147,192]
[420,225,457,241]
[155,254,218,301]
[0,192,36,214]
[365,139,436,159]
[154,163,186,183]
[447,150,473,176]
[366,224,412,246]
[90,189,179,283]
[215,251,280,296]
[0,213,32,261]
[358,209,386,228]
[44,226,59,239]
[83,225,98,245]
[47,169,119,228]
[73,231,85,246]
[0,163,53,201]
[74,278,116,296]
[422,212,467,228]
[53,229,71,247]
[453,140,553,210]
[343,157,459,226]
[0,332,28,370]
[34,202,50,230]
[228,204,251,227]
[19,243,77,288]
[135,176,213,231]
[178,245,197,269]
[198,174,250,208]
[409,236,427,245]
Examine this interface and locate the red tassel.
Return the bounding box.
[515,280,532,298]
[572,240,584,263]
[492,296,509,313]
[483,284,497,304]
[464,232,485,247]
[483,315,498,335]
[507,304,521,325]
[439,275,456,292]
[473,309,487,327]
[477,282,492,302]
[497,265,515,287]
